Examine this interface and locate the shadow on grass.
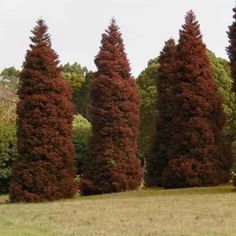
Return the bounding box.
[0,184,234,205]
[76,184,235,201]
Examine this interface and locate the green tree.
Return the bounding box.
[62,63,93,119]
[137,59,159,164]
[74,71,94,121]
[0,123,17,194]
[62,62,87,89]
[72,114,91,176]
[0,84,17,123]
[207,50,236,144]
[0,67,20,91]
[0,67,19,123]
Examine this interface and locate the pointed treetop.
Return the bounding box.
[111,17,117,25]
[159,38,176,64]
[185,10,196,24]
[107,17,121,39]
[163,38,176,52]
[232,5,236,19]
[179,10,202,42]
[30,18,51,47]
[95,18,131,78]
[23,19,59,73]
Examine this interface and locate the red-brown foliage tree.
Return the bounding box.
[9,20,77,202]
[145,39,177,186]
[161,11,232,188]
[227,4,236,92]
[79,19,143,195]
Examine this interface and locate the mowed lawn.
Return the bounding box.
[0,185,235,236]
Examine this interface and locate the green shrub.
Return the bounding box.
[73,115,91,176]
[0,123,17,194]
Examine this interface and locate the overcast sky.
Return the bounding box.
[0,0,234,77]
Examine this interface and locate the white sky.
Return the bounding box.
[0,0,234,77]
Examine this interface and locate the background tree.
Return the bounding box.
[137,59,158,164]
[207,51,236,144]
[62,63,86,93]
[72,114,91,176]
[0,123,16,194]
[0,84,17,123]
[227,4,236,92]
[79,19,143,195]
[9,19,77,202]
[62,63,94,120]
[0,67,19,123]
[73,71,94,121]
[161,11,232,188]
[0,67,20,92]
[207,51,236,169]
[145,39,176,186]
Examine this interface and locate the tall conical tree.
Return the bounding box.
[162,11,232,188]
[79,19,143,195]
[145,39,176,186]
[227,4,236,92]
[9,20,77,202]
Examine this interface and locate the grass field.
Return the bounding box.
[0,185,235,236]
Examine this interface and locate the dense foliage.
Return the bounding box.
[79,20,143,195]
[62,63,93,119]
[145,39,176,186]
[72,115,91,176]
[227,5,236,92]
[73,71,94,121]
[137,52,236,167]
[137,59,158,164]
[62,63,86,93]
[0,67,20,91]
[207,51,236,144]
[0,85,17,124]
[0,67,19,123]
[161,11,232,188]
[0,115,91,194]
[0,9,235,195]
[227,4,236,186]
[9,19,77,202]
[0,123,17,194]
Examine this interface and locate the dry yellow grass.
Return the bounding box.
[0,185,235,236]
